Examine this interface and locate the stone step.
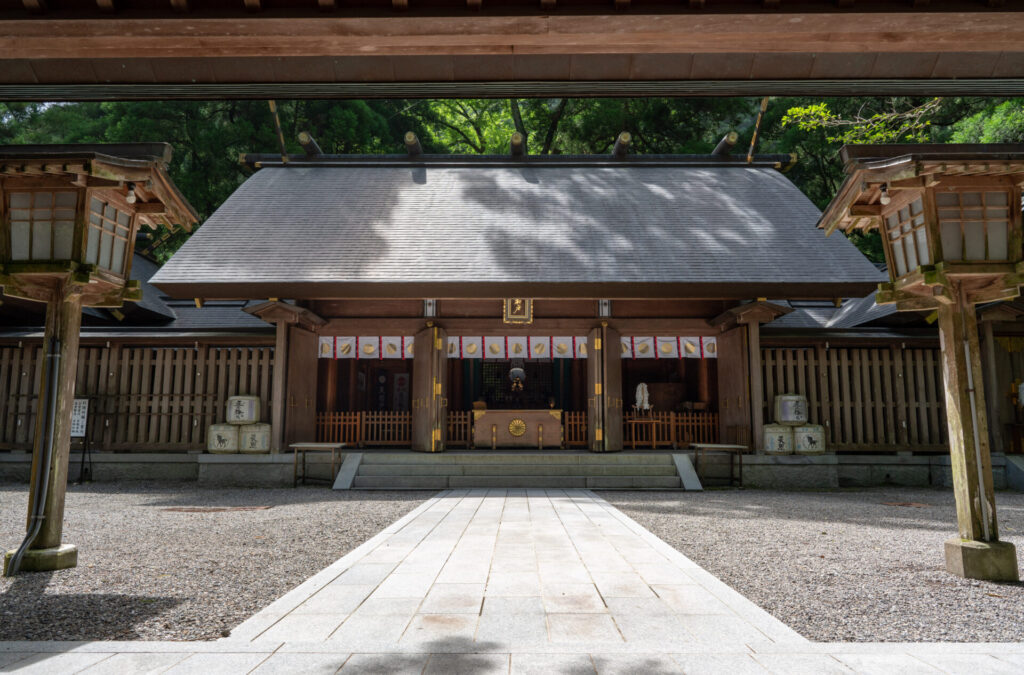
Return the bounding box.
[356,463,679,477]
[357,452,676,466]
[351,474,682,489]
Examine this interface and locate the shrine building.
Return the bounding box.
[148,141,882,455]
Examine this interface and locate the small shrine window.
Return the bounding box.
[883,197,928,276]
[7,191,77,261]
[936,189,1011,262]
[86,197,132,274]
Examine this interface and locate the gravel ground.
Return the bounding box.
[0,482,430,641]
[604,488,1024,643]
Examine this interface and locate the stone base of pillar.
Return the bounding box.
[944,537,1019,582]
[3,544,78,575]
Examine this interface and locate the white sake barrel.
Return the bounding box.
[774,394,808,426]
[794,425,826,454]
[238,423,272,454]
[226,395,260,425]
[207,424,239,454]
[764,424,794,455]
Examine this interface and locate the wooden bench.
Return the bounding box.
[290,442,345,487]
[691,443,746,487]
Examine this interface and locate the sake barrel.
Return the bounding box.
[238,423,272,454]
[764,424,794,455]
[774,394,808,426]
[207,424,239,454]
[794,425,826,455]
[226,395,260,425]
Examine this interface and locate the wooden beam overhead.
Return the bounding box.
[132,202,167,215]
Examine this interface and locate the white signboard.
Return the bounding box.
[70,398,89,438]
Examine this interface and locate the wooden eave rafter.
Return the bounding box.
[244,300,326,330]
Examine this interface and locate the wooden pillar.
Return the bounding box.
[697,359,711,405]
[981,319,1004,454]
[602,325,623,452]
[324,358,338,413]
[27,288,84,551]
[283,326,317,447]
[747,321,764,451]
[270,321,289,452]
[937,301,999,542]
[412,325,447,452]
[716,326,750,446]
[586,326,604,451]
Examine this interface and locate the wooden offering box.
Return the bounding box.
[473,409,563,449]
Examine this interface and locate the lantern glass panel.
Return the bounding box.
[935,189,1012,262]
[10,221,29,260]
[30,220,52,259]
[86,197,132,276]
[6,190,78,262]
[883,197,927,276]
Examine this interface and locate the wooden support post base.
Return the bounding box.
[944,537,1019,582]
[4,544,78,575]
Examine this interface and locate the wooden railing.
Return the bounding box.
[317,411,361,444]
[316,409,718,449]
[361,411,412,446]
[447,410,472,448]
[623,411,720,449]
[563,411,589,448]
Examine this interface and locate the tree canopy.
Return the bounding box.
[2,96,1019,263]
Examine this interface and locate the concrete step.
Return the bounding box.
[357,452,676,466]
[352,474,683,489]
[356,463,679,477]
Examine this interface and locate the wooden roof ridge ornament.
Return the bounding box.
[820,143,1023,582]
[1,142,196,577]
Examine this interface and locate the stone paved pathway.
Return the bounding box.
[2,489,1024,674]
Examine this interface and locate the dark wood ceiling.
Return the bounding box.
[0,1,1021,99]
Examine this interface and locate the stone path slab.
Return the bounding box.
[2,489,1023,673]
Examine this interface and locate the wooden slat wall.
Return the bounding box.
[0,343,274,452]
[761,347,947,452]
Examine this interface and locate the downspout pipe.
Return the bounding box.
[5,336,61,576]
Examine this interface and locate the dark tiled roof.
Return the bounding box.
[152,163,884,297]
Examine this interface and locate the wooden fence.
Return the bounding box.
[0,343,274,452]
[623,411,720,449]
[762,346,947,451]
